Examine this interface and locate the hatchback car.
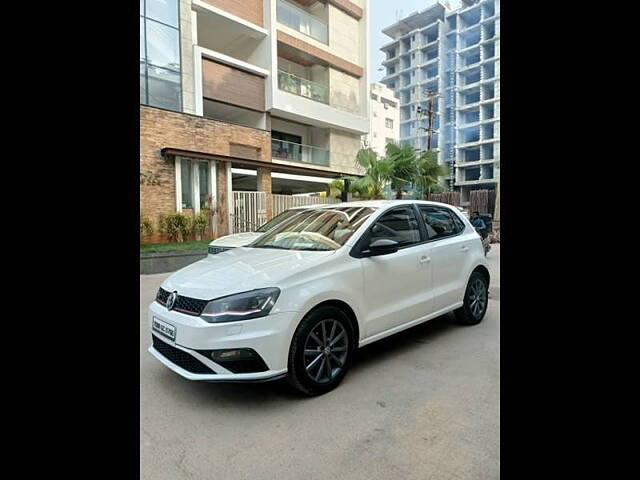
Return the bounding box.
[149,200,490,395]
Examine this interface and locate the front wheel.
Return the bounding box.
[287,306,355,396]
[454,271,489,325]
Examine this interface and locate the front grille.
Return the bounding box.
[152,335,215,374]
[156,288,209,316]
[208,246,232,255]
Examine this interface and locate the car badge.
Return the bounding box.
[166,291,177,311]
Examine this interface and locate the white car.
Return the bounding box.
[207,207,311,255]
[149,200,490,396]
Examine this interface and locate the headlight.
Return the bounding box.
[200,288,280,323]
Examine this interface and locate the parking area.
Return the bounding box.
[140,245,500,480]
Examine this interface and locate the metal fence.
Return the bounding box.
[232,191,267,233]
[231,192,341,234]
[273,194,340,217]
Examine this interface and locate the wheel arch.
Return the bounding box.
[301,300,361,346]
[471,264,490,286]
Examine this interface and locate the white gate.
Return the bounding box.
[273,194,340,217]
[232,191,267,233]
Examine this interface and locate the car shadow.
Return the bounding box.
[152,313,462,406]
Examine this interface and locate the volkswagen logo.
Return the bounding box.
[166,291,177,311]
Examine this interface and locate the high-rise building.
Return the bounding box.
[380,0,499,205]
[364,83,400,156]
[140,0,369,239]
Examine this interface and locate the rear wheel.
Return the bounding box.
[287,306,355,396]
[454,271,489,325]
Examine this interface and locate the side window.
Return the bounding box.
[369,207,422,247]
[419,206,461,240]
[451,212,466,233]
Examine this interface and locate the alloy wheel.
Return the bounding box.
[468,278,487,319]
[303,319,349,384]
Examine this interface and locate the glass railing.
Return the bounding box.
[277,70,329,105]
[272,139,330,166]
[276,0,328,44]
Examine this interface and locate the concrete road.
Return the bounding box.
[140,244,500,480]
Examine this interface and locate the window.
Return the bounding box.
[179,158,213,212]
[419,206,463,240]
[181,158,193,209]
[385,118,394,129]
[370,207,422,247]
[140,0,182,111]
[385,137,395,145]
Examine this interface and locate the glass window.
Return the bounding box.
[140,17,146,61]
[147,65,181,110]
[146,19,180,70]
[252,207,377,251]
[198,162,210,209]
[146,0,179,27]
[181,158,193,209]
[370,207,421,247]
[140,62,147,104]
[385,118,394,129]
[419,206,460,240]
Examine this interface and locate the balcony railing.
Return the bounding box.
[277,70,329,104]
[276,0,328,44]
[272,139,330,166]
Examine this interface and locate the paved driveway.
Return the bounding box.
[140,245,500,480]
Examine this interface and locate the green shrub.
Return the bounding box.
[140,215,154,237]
[158,212,192,242]
[193,211,209,238]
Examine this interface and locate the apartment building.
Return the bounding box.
[363,83,399,156]
[140,0,369,239]
[380,0,499,205]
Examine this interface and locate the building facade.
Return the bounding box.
[140,0,369,239]
[380,0,499,205]
[363,83,399,156]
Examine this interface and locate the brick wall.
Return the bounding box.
[140,105,271,239]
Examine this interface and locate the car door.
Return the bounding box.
[418,205,472,311]
[357,205,434,338]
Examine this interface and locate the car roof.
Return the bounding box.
[311,200,462,210]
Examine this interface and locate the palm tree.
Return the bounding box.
[349,147,392,199]
[385,143,418,199]
[415,150,448,199]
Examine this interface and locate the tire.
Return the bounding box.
[287,306,356,396]
[454,271,489,325]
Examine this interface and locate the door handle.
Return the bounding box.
[419,256,431,264]
[461,246,469,252]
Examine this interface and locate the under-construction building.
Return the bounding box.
[380,0,500,205]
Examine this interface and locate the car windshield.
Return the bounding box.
[250,206,377,251]
[255,209,308,233]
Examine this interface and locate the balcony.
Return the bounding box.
[272,139,330,166]
[276,0,328,45]
[277,70,329,104]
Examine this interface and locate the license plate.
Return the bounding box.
[152,317,176,341]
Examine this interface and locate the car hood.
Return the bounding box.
[209,232,262,248]
[162,247,335,300]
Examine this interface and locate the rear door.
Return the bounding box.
[418,205,473,311]
[359,205,434,337]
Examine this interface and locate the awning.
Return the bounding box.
[161,148,361,179]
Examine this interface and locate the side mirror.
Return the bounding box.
[363,238,399,257]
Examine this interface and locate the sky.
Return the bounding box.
[369,0,463,83]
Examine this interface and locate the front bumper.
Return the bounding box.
[148,301,300,381]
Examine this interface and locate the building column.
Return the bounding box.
[215,161,231,237]
[257,167,273,221]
